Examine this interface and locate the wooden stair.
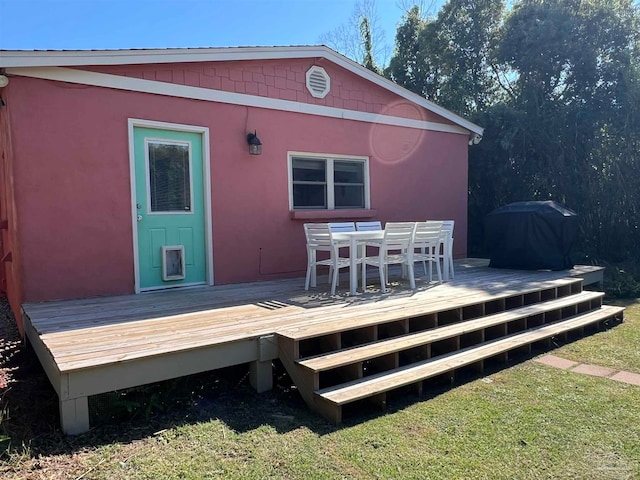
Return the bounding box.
[277,279,624,424]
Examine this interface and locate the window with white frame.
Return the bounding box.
[289,154,369,210]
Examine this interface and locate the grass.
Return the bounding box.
[553,298,640,371]
[1,300,639,479]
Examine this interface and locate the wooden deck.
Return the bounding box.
[22,259,606,434]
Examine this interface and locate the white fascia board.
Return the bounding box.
[5,66,470,135]
[0,46,329,68]
[1,46,484,136]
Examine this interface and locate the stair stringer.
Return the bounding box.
[277,335,344,423]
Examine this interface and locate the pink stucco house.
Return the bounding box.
[0,46,483,333]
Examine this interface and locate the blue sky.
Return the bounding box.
[0,0,443,63]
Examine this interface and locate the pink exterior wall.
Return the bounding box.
[6,61,469,304]
[0,86,25,333]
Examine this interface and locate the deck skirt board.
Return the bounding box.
[21,260,609,433]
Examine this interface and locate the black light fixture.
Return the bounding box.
[247,130,262,155]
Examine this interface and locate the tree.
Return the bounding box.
[333,0,640,293]
[468,0,640,278]
[385,0,505,117]
[319,0,389,70]
[384,6,438,97]
[360,16,380,74]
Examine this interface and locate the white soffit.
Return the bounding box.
[0,46,483,136]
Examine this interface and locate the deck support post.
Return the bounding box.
[250,360,273,393]
[59,396,90,435]
[249,335,278,393]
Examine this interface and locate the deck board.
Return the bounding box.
[23,260,603,375]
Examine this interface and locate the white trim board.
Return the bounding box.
[2,45,483,136]
[6,66,470,135]
[1,46,336,67]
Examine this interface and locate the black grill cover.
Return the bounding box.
[485,201,578,270]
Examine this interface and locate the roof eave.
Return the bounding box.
[0,46,331,68]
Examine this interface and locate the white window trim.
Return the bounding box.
[287,151,371,211]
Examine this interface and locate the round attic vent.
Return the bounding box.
[306,66,331,98]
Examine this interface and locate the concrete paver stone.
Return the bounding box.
[570,363,617,378]
[610,370,640,386]
[535,355,579,370]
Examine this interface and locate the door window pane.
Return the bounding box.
[148,141,191,212]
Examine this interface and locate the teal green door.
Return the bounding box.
[133,127,207,290]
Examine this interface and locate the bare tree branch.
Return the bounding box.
[319,0,391,67]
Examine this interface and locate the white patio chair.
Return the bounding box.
[439,220,455,281]
[328,222,356,270]
[361,222,417,293]
[413,221,443,283]
[304,223,352,295]
[328,222,356,233]
[304,223,332,288]
[355,221,382,231]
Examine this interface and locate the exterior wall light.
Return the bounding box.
[0,75,8,106]
[468,134,482,145]
[247,131,262,155]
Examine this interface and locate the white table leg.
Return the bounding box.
[350,236,358,295]
[443,239,450,281]
[311,250,317,287]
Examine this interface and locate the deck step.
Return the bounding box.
[278,277,584,342]
[316,305,623,410]
[297,291,604,372]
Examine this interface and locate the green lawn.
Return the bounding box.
[2,300,639,479]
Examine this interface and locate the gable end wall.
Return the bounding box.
[84,59,455,125]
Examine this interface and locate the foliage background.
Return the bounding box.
[373,0,640,296]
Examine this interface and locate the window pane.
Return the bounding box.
[292,158,326,182]
[293,184,327,209]
[335,185,364,208]
[149,142,191,212]
[334,161,364,184]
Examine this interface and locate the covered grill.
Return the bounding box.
[485,201,578,271]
